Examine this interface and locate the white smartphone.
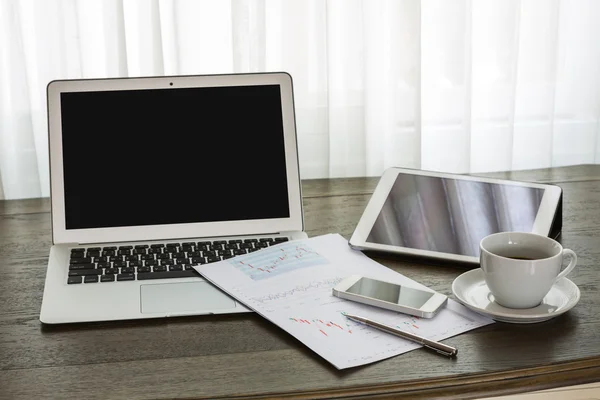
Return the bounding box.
[332,275,448,318]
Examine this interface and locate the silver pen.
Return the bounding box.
[344,313,458,357]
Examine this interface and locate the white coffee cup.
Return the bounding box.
[479,232,577,309]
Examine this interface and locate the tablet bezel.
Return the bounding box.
[349,168,563,265]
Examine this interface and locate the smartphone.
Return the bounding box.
[332,275,448,318]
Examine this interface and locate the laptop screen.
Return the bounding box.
[60,84,290,230]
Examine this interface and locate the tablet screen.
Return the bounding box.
[366,173,545,258]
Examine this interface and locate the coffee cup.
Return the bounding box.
[479,232,577,309]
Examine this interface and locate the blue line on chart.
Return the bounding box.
[233,242,328,280]
[249,277,343,303]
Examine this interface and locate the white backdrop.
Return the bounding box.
[1,0,600,200]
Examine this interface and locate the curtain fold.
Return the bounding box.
[1,0,600,200]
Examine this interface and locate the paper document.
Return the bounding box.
[195,234,493,369]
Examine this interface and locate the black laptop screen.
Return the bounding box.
[60,84,290,230]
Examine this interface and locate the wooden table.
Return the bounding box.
[1,165,600,399]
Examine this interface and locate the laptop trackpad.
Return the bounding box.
[140,282,236,314]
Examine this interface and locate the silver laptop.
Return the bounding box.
[40,72,307,324]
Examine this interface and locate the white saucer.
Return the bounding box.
[451,269,580,324]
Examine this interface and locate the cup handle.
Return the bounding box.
[555,249,577,282]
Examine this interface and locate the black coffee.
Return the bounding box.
[493,248,553,260]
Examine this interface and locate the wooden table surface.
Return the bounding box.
[1,165,600,400]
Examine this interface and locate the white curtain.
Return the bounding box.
[1,0,600,200]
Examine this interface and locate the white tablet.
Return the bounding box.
[349,168,563,265]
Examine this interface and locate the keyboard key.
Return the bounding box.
[119,245,133,250]
[145,260,158,267]
[184,265,195,270]
[213,240,227,245]
[244,239,258,243]
[129,261,143,268]
[70,252,84,258]
[153,266,167,272]
[225,243,239,250]
[228,239,242,244]
[274,237,289,242]
[161,260,174,267]
[101,274,116,282]
[95,256,109,263]
[96,262,111,269]
[182,242,196,246]
[256,242,269,249]
[87,250,101,257]
[137,270,197,280]
[148,248,163,254]
[137,266,151,273]
[71,248,85,253]
[175,258,190,265]
[166,243,180,248]
[197,241,211,246]
[156,253,169,260]
[68,269,102,277]
[84,275,99,283]
[67,276,82,284]
[117,273,135,281]
[71,257,92,264]
[113,261,127,268]
[87,247,101,252]
[206,256,221,263]
[150,244,164,248]
[69,263,95,270]
[125,255,138,262]
[117,249,131,256]
[121,267,134,273]
[223,254,234,259]
[102,250,116,256]
[141,254,154,260]
[169,265,183,271]
[259,238,274,242]
[103,246,117,251]
[135,244,149,249]
[134,249,147,255]
[233,249,247,256]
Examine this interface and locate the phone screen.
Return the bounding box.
[346,277,435,308]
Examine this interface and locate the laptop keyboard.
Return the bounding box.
[66,237,288,284]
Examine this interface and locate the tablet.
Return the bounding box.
[349,168,562,265]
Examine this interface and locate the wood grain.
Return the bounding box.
[1,165,600,400]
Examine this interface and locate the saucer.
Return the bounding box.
[451,269,580,324]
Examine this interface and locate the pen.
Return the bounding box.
[344,313,458,357]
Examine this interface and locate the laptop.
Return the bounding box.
[40,72,307,324]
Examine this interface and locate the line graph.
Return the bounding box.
[289,316,351,337]
[249,277,342,303]
[397,315,421,333]
[288,311,398,339]
[233,243,327,280]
